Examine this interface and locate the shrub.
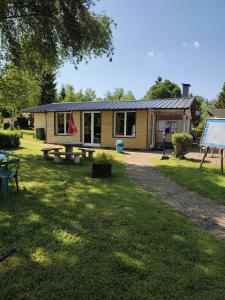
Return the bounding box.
[3,122,10,130]
[16,116,29,129]
[0,130,21,149]
[191,128,202,145]
[95,152,115,163]
[171,133,193,159]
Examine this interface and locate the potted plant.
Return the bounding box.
[92,152,114,178]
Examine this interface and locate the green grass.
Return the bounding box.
[153,156,225,205]
[1,140,225,299]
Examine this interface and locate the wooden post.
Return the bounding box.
[210,149,214,158]
[200,146,209,169]
[221,149,224,175]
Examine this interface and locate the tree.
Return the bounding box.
[64,85,76,102]
[104,88,135,101]
[59,85,66,102]
[64,85,96,102]
[193,95,208,128]
[215,83,225,108]
[0,66,40,112]
[0,1,114,72]
[84,88,97,101]
[143,78,182,99]
[39,72,57,105]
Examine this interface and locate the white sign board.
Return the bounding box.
[201,118,225,148]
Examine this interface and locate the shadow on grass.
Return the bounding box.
[1,152,225,298]
[185,157,210,164]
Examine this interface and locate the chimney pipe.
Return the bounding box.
[182,83,191,97]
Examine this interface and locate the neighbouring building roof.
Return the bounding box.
[207,109,225,117]
[22,97,194,113]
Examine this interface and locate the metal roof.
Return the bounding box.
[22,97,194,113]
[207,109,225,117]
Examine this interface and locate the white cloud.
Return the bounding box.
[182,42,187,47]
[193,41,200,48]
[148,50,155,57]
[147,50,164,57]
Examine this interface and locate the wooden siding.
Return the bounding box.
[34,113,46,130]
[101,110,148,150]
[46,111,81,144]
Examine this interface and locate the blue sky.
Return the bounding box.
[57,0,225,100]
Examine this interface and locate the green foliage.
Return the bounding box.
[59,85,66,101]
[3,122,10,130]
[143,78,182,99]
[215,83,225,108]
[16,116,30,129]
[104,88,135,101]
[64,85,75,102]
[95,151,115,163]
[191,128,202,145]
[0,108,10,118]
[193,95,208,129]
[64,85,96,102]
[0,66,40,111]
[0,130,20,148]
[39,72,57,105]
[0,1,114,72]
[171,133,193,159]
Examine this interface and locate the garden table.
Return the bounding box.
[56,142,83,160]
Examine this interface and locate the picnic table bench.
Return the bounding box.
[41,147,63,159]
[51,152,82,163]
[78,148,95,161]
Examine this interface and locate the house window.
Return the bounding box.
[114,111,136,137]
[158,120,178,133]
[56,112,70,135]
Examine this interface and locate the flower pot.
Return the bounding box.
[92,163,112,178]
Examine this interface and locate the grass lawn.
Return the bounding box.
[1,136,225,299]
[153,155,225,206]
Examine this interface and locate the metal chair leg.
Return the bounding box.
[15,175,19,193]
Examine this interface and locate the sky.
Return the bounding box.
[57,0,225,100]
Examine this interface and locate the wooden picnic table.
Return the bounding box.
[41,147,63,159]
[79,148,95,161]
[51,152,82,163]
[56,142,83,160]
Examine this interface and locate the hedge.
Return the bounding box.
[0,130,21,149]
[171,133,193,159]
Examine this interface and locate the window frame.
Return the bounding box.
[114,111,136,138]
[55,112,71,135]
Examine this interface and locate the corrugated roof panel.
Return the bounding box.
[22,98,194,113]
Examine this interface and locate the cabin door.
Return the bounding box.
[83,112,101,146]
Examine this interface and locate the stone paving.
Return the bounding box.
[124,151,225,240]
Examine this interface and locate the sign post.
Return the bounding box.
[200,118,225,174]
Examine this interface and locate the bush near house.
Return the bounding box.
[172,133,193,159]
[0,130,21,148]
[16,116,30,129]
[191,128,203,145]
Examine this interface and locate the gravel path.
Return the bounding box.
[124,151,225,240]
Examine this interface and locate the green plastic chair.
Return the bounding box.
[0,150,12,157]
[0,151,12,161]
[0,159,20,200]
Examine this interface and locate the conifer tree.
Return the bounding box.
[215,83,225,108]
[40,72,57,105]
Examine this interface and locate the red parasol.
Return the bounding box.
[68,112,78,135]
